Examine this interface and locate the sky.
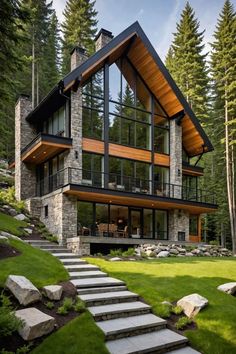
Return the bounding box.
[52,0,235,60]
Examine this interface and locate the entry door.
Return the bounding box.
[129,209,142,238]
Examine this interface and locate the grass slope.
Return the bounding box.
[0,212,27,236]
[32,312,109,354]
[0,239,69,288]
[87,257,236,354]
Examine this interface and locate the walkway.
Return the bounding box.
[26,239,200,354]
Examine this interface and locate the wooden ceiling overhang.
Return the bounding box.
[21,134,72,165]
[26,22,213,158]
[63,185,217,214]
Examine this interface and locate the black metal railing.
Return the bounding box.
[36,167,216,205]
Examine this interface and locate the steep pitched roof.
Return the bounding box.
[27,21,213,157]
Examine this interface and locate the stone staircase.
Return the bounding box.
[25,239,200,354]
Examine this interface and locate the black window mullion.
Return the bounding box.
[104,63,109,188]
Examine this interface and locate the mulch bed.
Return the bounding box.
[0,242,21,260]
[166,313,197,333]
[0,281,81,353]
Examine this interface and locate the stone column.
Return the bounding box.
[95,29,113,51]
[168,210,190,241]
[15,95,36,201]
[169,119,182,196]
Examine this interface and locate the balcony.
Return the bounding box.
[36,168,217,213]
[21,133,72,165]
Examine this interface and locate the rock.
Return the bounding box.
[217,282,236,295]
[177,293,208,318]
[8,208,18,216]
[14,213,27,221]
[204,252,211,256]
[186,252,194,257]
[6,275,41,305]
[192,249,201,255]
[157,251,169,258]
[1,231,14,238]
[0,235,8,241]
[169,248,179,255]
[24,228,33,234]
[128,258,135,261]
[15,307,55,340]
[146,250,155,257]
[43,285,63,300]
[110,257,122,261]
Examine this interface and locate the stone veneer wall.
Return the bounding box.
[168,119,189,240]
[67,237,90,256]
[15,96,37,201]
[40,190,77,245]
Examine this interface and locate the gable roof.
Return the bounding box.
[27,21,213,157]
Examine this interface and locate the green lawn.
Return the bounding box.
[86,257,236,354]
[32,312,109,354]
[0,239,69,288]
[0,211,27,236]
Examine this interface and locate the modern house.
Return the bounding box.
[13,22,217,254]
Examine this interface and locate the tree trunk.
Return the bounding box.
[36,61,39,106]
[32,36,35,109]
[225,91,236,254]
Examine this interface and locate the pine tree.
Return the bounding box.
[165,2,209,123]
[0,0,28,158]
[210,0,236,253]
[61,0,97,75]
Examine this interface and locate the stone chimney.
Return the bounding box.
[95,28,113,51]
[15,94,36,201]
[70,46,87,71]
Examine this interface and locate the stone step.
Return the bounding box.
[41,248,71,253]
[33,244,65,249]
[77,285,127,295]
[79,290,139,307]
[52,253,79,259]
[25,241,56,247]
[168,347,201,354]
[25,240,52,243]
[88,301,151,321]
[71,277,125,289]
[106,328,188,354]
[96,313,167,340]
[69,270,108,280]
[65,264,99,272]
[60,258,87,265]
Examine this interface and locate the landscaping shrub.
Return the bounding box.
[122,248,135,257]
[171,305,183,315]
[45,301,54,310]
[0,187,25,212]
[74,299,86,313]
[57,297,74,315]
[109,249,122,257]
[175,316,193,330]
[0,292,23,337]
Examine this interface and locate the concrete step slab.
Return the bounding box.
[60,258,87,265]
[52,253,79,259]
[106,328,188,354]
[96,313,167,340]
[79,290,138,307]
[69,270,108,280]
[77,285,127,295]
[168,347,201,354]
[71,277,125,289]
[65,264,99,272]
[25,240,52,243]
[88,301,151,321]
[41,248,70,253]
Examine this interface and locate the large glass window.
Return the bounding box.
[82,152,103,187]
[43,105,66,136]
[155,210,168,239]
[77,201,94,236]
[182,175,198,200]
[154,107,169,154]
[143,209,153,238]
[109,157,150,193]
[154,166,169,196]
[189,215,198,236]
[82,69,104,140]
[96,204,109,236]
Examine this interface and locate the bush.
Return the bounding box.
[140,251,148,258]
[175,316,193,330]
[1,344,31,353]
[122,248,135,257]
[45,301,54,310]
[109,249,122,257]
[209,240,219,246]
[0,292,23,337]
[0,187,26,212]
[57,297,74,315]
[74,299,86,313]
[171,305,183,315]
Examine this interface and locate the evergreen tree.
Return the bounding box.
[61,0,97,75]
[210,0,236,253]
[0,0,28,158]
[165,2,209,123]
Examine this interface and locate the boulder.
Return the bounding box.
[146,250,155,257]
[110,257,122,261]
[24,228,33,234]
[6,275,41,305]
[217,282,236,295]
[14,213,27,221]
[177,293,208,318]
[157,251,169,258]
[0,236,8,241]
[15,308,55,340]
[169,248,179,255]
[186,252,194,257]
[43,285,63,300]
[1,231,14,238]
